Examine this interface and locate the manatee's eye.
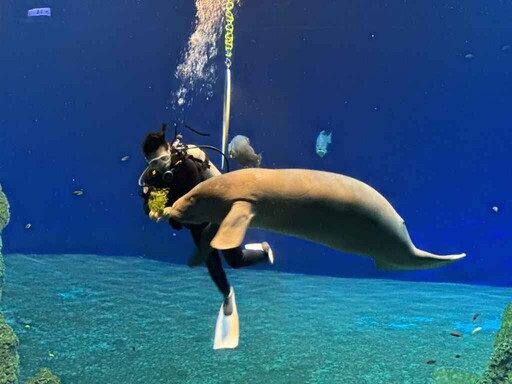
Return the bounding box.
[188,196,196,204]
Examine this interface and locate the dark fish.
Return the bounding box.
[450,331,463,338]
[426,360,436,365]
[455,354,461,358]
[472,313,480,321]
[228,135,262,168]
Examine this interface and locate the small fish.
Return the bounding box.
[25,223,32,229]
[492,206,498,213]
[450,331,463,338]
[121,156,130,162]
[455,354,461,358]
[73,190,84,196]
[426,360,436,365]
[501,45,510,52]
[464,53,474,59]
[473,313,481,321]
[471,327,482,334]
[228,135,262,168]
[316,130,332,158]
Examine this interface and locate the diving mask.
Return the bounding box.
[147,151,172,172]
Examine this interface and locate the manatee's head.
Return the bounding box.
[168,178,233,225]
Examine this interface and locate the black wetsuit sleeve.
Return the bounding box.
[165,157,205,231]
[139,188,151,216]
[140,170,163,217]
[142,197,150,216]
[168,217,183,230]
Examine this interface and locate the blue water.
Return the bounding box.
[2,254,511,383]
[0,0,511,285]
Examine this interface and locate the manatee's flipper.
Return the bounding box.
[188,223,218,267]
[213,287,239,350]
[211,201,254,250]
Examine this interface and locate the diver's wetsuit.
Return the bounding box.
[141,154,268,297]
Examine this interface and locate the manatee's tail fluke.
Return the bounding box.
[375,249,466,271]
[414,248,466,261]
[411,248,466,270]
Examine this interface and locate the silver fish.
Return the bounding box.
[228,135,262,168]
[316,130,332,158]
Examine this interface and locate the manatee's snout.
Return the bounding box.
[168,199,191,222]
[167,204,184,221]
[168,195,203,224]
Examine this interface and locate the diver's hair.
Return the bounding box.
[142,124,169,156]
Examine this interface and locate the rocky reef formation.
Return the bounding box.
[25,369,61,384]
[0,184,9,234]
[479,303,512,384]
[0,315,19,384]
[0,183,10,301]
[433,303,512,384]
[0,184,19,384]
[432,368,480,384]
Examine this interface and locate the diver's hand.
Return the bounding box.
[149,210,164,222]
[149,208,173,222]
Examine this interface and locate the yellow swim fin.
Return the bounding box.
[213,287,239,350]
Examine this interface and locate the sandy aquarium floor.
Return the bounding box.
[1,253,510,384]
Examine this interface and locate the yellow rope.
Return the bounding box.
[221,0,235,171]
[224,0,235,63]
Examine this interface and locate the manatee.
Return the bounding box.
[164,168,466,270]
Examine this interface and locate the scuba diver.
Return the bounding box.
[138,123,274,349]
